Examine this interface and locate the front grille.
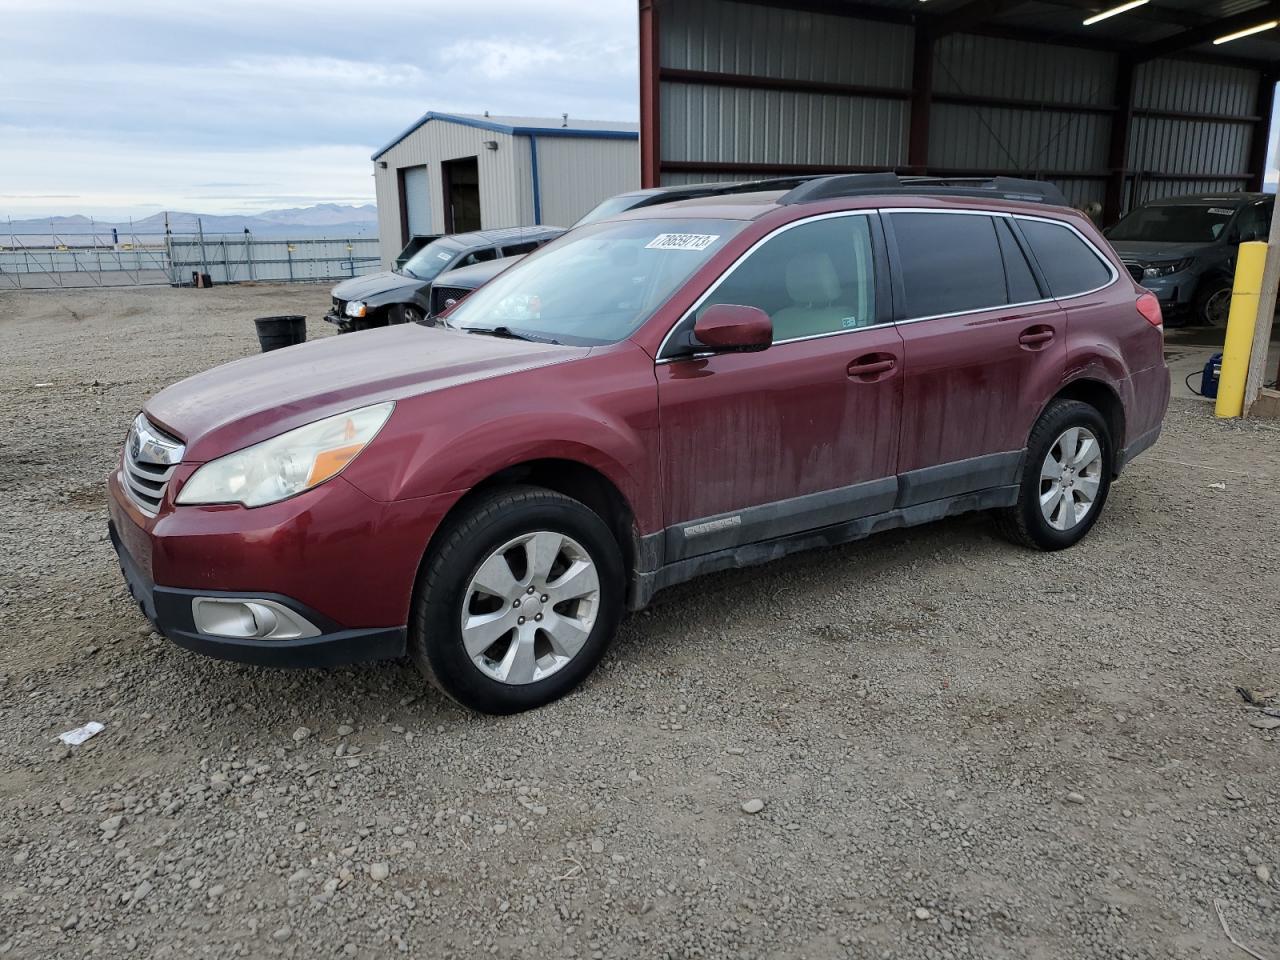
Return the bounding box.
[1123,262,1145,283]
[431,285,471,317]
[331,296,347,316]
[122,414,185,516]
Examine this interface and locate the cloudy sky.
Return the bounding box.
[0,0,638,220]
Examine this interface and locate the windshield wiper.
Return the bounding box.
[464,325,560,345]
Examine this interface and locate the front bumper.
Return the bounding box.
[1135,271,1196,311]
[109,520,405,667]
[106,463,460,668]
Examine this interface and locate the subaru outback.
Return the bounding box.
[109,174,1169,714]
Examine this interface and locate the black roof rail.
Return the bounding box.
[777,173,1071,207]
[709,175,823,195]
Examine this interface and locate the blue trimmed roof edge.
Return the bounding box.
[370,111,639,160]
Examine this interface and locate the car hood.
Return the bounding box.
[331,270,422,301]
[1108,240,1213,263]
[144,325,588,462]
[434,255,525,290]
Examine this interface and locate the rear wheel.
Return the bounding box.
[409,486,624,714]
[995,399,1112,551]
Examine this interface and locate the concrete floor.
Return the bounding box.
[1164,323,1280,401]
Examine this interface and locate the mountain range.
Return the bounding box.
[4,203,379,239]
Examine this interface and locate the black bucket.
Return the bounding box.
[253,315,306,352]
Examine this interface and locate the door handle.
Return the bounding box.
[1018,327,1055,348]
[847,356,897,380]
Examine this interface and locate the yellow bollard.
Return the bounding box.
[1216,241,1268,418]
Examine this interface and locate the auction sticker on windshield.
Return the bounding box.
[645,233,720,251]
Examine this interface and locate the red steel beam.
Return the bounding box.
[639,0,661,188]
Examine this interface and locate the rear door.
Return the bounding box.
[885,210,1066,503]
[655,212,904,561]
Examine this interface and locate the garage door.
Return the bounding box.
[402,165,430,236]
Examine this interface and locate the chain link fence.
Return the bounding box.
[0,226,380,290]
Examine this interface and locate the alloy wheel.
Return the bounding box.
[1204,288,1231,328]
[460,531,601,685]
[1039,427,1103,531]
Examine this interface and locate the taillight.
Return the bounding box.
[1136,291,1163,329]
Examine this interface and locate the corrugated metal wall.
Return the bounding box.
[931,34,1114,210]
[534,137,640,227]
[372,123,531,268]
[655,0,1265,218]
[1128,59,1260,207]
[658,0,911,171]
[372,120,640,267]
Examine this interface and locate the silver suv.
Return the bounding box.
[1105,192,1273,327]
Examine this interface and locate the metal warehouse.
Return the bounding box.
[638,0,1280,224]
[371,112,639,267]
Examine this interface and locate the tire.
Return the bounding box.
[387,303,424,326]
[1193,280,1232,328]
[409,485,625,714]
[995,399,1113,551]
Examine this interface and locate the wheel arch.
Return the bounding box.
[418,457,642,597]
[1045,377,1126,473]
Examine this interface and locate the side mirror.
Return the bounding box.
[692,303,772,353]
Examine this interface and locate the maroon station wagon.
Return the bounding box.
[108,175,1170,714]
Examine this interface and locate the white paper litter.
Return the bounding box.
[58,721,105,746]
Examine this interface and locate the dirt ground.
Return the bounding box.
[1,283,1278,960]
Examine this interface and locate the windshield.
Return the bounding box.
[401,238,462,281]
[572,194,647,227]
[1108,203,1236,243]
[444,218,744,345]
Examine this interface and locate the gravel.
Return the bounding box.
[1,284,1279,959]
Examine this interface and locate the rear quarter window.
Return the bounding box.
[1018,219,1113,298]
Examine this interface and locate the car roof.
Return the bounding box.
[441,225,565,247]
[605,188,1087,223]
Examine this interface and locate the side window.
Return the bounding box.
[1234,203,1270,243]
[889,212,1006,318]
[1018,219,1113,298]
[695,215,879,343]
[502,240,541,256]
[996,218,1041,303]
[455,247,499,269]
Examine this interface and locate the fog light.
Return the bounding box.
[191,598,320,640]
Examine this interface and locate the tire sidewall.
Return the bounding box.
[1018,402,1113,550]
[414,495,624,714]
[1196,282,1231,328]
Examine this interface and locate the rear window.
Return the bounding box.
[890,212,1006,318]
[1018,219,1113,298]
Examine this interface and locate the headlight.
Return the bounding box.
[1143,258,1194,278]
[344,300,367,318]
[176,402,394,507]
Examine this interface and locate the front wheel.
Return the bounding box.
[1194,281,1232,328]
[409,486,624,714]
[387,303,424,325]
[995,399,1113,551]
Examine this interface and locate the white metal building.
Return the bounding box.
[371,112,640,266]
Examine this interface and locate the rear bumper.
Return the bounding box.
[109,519,406,667]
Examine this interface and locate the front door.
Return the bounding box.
[656,213,904,561]
[884,210,1066,502]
